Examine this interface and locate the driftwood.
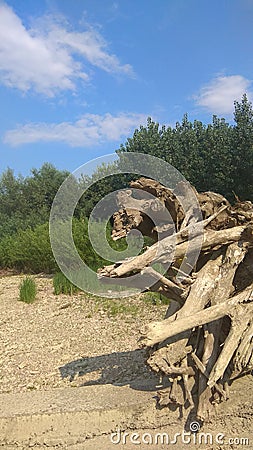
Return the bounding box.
[98,177,253,421]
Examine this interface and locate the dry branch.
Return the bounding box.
[139,285,253,347]
[99,224,252,279]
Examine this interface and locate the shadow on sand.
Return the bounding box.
[59,348,197,426]
[59,348,164,392]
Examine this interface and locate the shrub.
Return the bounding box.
[19,277,37,304]
[0,223,56,273]
[0,217,141,276]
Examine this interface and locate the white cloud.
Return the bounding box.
[48,25,133,76]
[0,3,133,96]
[194,75,253,115]
[3,112,146,147]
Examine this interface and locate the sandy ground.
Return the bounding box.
[0,274,167,394]
[0,274,252,450]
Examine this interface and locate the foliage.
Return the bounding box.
[231,94,253,200]
[19,277,37,304]
[0,217,129,274]
[117,95,253,202]
[0,163,70,239]
[77,162,131,218]
[0,223,56,273]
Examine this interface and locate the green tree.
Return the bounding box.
[78,161,130,218]
[0,223,55,272]
[23,163,70,214]
[232,94,253,199]
[118,117,170,160]
[0,163,70,239]
[117,96,253,202]
[0,168,24,215]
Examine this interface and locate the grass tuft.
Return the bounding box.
[53,272,80,295]
[19,277,37,304]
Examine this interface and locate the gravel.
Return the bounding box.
[0,275,167,394]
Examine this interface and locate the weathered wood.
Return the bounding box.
[100,221,250,279]
[110,179,253,245]
[146,251,226,407]
[157,225,252,264]
[191,352,227,398]
[129,177,185,230]
[232,320,253,376]
[140,267,188,303]
[139,284,253,347]
[98,176,253,421]
[196,242,248,420]
[197,323,220,421]
[208,304,253,387]
[112,188,172,241]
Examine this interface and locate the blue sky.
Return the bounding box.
[0,0,253,176]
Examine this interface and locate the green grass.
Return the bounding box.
[106,301,139,317]
[91,296,140,317]
[87,292,169,318]
[52,271,170,316]
[53,272,80,295]
[141,291,170,305]
[19,277,37,304]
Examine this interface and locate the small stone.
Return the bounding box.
[59,302,72,310]
[18,362,27,369]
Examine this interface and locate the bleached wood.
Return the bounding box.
[98,176,253,420]
[208,304,253,387]
[139,284,253,347]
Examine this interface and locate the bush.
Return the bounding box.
[53,272,80,295]
[19,277,37,304]
[0,217,140,276]
[0,223,56,273]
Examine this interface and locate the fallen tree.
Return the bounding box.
[98,177,253,422]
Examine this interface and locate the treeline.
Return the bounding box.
[118,94,253,202]
[0,164,69,271]
[0,95,252,273]
[0,163,126,272]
